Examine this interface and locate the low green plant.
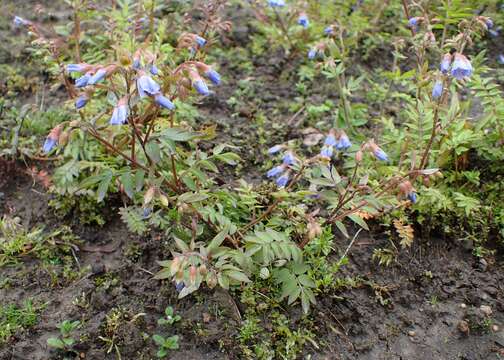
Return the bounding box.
[157,306,181,326]
[0,300,40,344]
[152,334,179,358]
[47,320,80,351]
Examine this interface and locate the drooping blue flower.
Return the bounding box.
[489,29,500,38]
[174,281,185,293]
[451,53,473,80]
[498,54,504,65]
[407,192,417,203]
[320,146,333,158]
[195,36,207,47]
[205,69,221,85]
[142,207,152,218]
[110,101,128,125]
[440,53,452,74]
[276,172,289,188]
[75,72,92,88]
[133,58,141,70]
[485,18,494,29]
[308,48,318,60]
[432,80,443,99]
[324,134,337,147]
[42,137,57,154]
[66,63,88,74]
[193,79,210,96]
[154,94,175,110]
[268,144,283,154]
[267,165,285,178]
[150,64,159,76]
[408,17,418,27]
[137,73,161,97]
[268,0,285,7]
[324,26,334,35]
[373,147,388,162]
[13,16,31,27]
[298,14,309,29]
[88,68,107,85]
[75,95,88,110]
[282,151,296,165]
[336,134,352,150]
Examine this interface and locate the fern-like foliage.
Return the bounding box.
[244,229,301,266]
[119,207,147,235]
[393,219,414,248]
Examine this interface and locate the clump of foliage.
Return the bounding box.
[0,300,40,344]
[47,319,80,352]
[7,0,504,320]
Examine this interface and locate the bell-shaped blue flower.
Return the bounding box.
[195,36,207,47]
[373,148,388,161]
[407,192,417,203]
[154,94,175,110]
[75,95,88,110]
[88,68,107,85]
[282,151,296,165]
[298,14,309,29]
[324,26,334,35]
[193,79,210,96]
[336,134,352,150]
[308,48,318,60]
[320,146,333,159]
[205,69,221,85]
[13,16,31,27]
[67,63,88,74]
[451,53,472,80]
[432,80,443,100]
[324,133,337,147]
[43,137,57,154]
[276,172,289,188]
[268,145,283,154]
[498,54,504,65]
[110,100,128,125]
[267,165,285,178]
[440,53,452,74]
[268,0,285,7]
[137,73,161,98]
[150,64,159,75]
[75,72,92,88]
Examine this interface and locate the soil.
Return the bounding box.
[1,1,504,360]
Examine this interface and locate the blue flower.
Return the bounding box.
[193,79,210,96]
[110,102,128,125]
[268,0,285,7]
[320,146,333,158]
[43,137,57,154]
[440,53,452,74]
[408,17,418,27]
[324,26,334,35]
[142,207,152,218]
[308,48,317,59]
[267,165,285,178]
[75,72,91,88]
[498,54,504,65]
[154,94,175,110]
[432,80,443,99]
[268,145,283,154]
[13,16,30,27]
[66,63,88,74]
[451,53,472,80]
[88,68,107,85]
[137,74,161,97]
[195,36,207,47]
[133,58,141,70]
[276,173,289,187]
[174,281,185,293]
[282,151,296,165]
[75,95,88,110]
[489,29,500,38]
[373,148,388,161]
[205,69,221,85]
[486,18,494,29]
[150,64,159,75]
[298,14,309,29]
[336,134,352,150]
[407,192,417,203]
[324,134,337,147]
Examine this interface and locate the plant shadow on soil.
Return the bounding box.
[2,1,504,359]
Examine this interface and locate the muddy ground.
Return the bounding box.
[2,1,504,359]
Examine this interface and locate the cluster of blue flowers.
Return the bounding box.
[266,145,295,188]
[320,130,352,159]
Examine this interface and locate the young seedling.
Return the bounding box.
[46,320,80,351]
[152,334,179,358]
[157,306,181,326]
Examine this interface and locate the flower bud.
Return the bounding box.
[189,265,198,284]
[355,150,363,163]
[170,257,181,275]
[206,271,217,289]
[198,264,208,277]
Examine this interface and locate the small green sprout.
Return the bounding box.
[46,320,80,350]
[152,334,179,358]
[157,306,181,326]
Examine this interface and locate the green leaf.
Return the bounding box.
[97,170,113,202]
[348,214,369,230]
[160,128,199,141]
[225,270,251,283]
[146,142,161,163]
[153,334,166,346]
[179,192,209,203]
[47,338,65,349]
[335,221,349,238]
[120,172,134,199]
[135,170,145,191]
[207,226,229,253]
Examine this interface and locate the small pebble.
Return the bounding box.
[458,320,469,334]
[408,330,416,337]
[480,305,492,316]
[492,325,499,332]
[460,303,467,309]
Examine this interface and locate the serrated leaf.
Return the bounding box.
[348,214,369,230]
